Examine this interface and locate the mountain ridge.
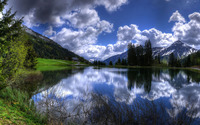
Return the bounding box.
[24,26,89,63]
[103,41,198,65]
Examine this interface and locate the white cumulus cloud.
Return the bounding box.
[117,24,176,47]
[172,12,200,46]
[43,26,56,37]
[169,10,186,23]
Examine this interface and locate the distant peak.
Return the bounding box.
[170,40,186,47]
[173,40,184,45]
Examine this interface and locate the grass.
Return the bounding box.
[36,58,77,66]
[36,58,79,71]
[0,87,46,124]
[36,58,89,71]
[0,99,42,125]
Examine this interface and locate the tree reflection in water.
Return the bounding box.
[31,67,200,124]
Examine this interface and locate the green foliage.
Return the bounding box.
[128,43,136,65]
[0,0,23,88]
[0,87,46,124]
[182,51,200,67]
[144,40,153,66]
[0,1,37,89]
[168,53,182,67]
[115,58,127,66]
[121,59,127,65]
[127,40,153,66]
[115,58,121,65]
[93,60,106,66]
[24,40,37,69]
[109,61,113,66]
[154,53,161,64]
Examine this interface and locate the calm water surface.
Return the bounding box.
[31,67,200,124]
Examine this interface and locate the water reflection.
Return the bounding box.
[32,67,200,121]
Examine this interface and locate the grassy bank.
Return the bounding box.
[0,68,46,124]
[0,58,86,124]
[36,58,77,66]
[36,58,75,71]
[36,58,88,71]
[0,87,46,124]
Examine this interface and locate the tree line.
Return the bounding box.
[127,40,153,66]
[93,60,106,66]
[110,39,196,67]
[107,40,162,66]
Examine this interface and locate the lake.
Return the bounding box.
[31,67,200,124]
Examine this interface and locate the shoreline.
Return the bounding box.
[92,65,200,72]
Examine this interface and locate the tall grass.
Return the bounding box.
[0,87,47,124]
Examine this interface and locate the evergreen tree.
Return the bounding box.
[186,55,191,67]
[158,53,161,64]
[0,0,27,88]
[144,40,152,66]
[136,45,144,66]
[121,59,127,65]
[168,53,175,67]
[176,59,181,67]
[24,41,37,69]
[128,43,132,65]
[109,61,113,66]
[183,55,191,67]
[117,58,121,65]
[128,43,136,66]
[124,59,127,65]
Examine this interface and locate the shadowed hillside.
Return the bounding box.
[25,27,89,63]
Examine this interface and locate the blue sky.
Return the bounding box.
[6,0,200,60]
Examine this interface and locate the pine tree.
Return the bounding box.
[158,53,161,64]
[136,45,144,65]
[168,53,175,67]
[24,41,37,69]
[0,0,37,89]
[144,40,152,66]
[117,58,121,65]
[128,43,132,65]
[0,0,23,88]
[109,61,113,66]
[128,43,136,66]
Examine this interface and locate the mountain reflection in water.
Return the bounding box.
[32,67,200,124]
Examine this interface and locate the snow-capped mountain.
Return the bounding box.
[158,40,197,58]
[103,41,198,65]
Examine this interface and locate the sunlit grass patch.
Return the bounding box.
[36,58,80,71]
[36,58,77,66]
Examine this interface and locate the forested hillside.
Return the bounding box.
[182,50,200,67]
[25,28,89,63]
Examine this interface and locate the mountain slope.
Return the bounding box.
[104,52,127,65]
[103,41,198,64]
[25,27,89,63]
[158,41,197,59]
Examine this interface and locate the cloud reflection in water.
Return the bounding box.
[32,67,200,118]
